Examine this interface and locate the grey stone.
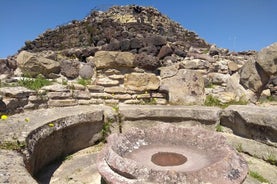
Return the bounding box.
[220,105,277,147]
[226,73,257,102]
[239,59,269,95]
[79,63,94,79]
[257,42,277,75]
[93,51,135,69]
[98,124,248,184]
[157,45,173,59]
[124,73,160,91]
[41,84,70,92]
[48,99,78,107]
[119,104,221,125]
[60,59,80,79]
[160,69,205,105]
[16,51,60,77]
[0,86,34,98]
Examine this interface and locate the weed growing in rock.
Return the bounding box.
[0,140,26,152]
[235,143,243,153]
[18,76,51,90]
[204,95,248,108]
[77,78,91,86]
[249,170,269,183]
[101,118,114,142]
[215,124,223,132]
[266,153,277,165]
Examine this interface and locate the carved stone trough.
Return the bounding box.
[97,124,248,184]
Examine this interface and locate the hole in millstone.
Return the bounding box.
[151,152,187,166]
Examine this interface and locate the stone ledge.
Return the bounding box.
[119,104,221,125]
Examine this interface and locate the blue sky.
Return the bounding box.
[0,0,276,58]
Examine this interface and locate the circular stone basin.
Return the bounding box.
[97,124,248,184]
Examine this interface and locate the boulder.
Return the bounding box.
[79,63,94,79]
[145,35,166,46]
[220,105,277,147]
[16,51,60,77]
[0,59,11,74]
[60,59,80,79]
[160,69,205,105]
[239,59,269,95]
[93,51,135,69]
[124,73,160,91]
[134,53,160,71]
[130,38,143,49]
[226,73,256,102]
[257,42,277,75]
[157,45,173,59]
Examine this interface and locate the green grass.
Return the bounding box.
[215,124,223,132]
[77,78,91,86]
[204,95,248,108]
[235,143,243,153]
[249,170,269,183]
[0,141,26,151]
[18,76,51,90]
[266,153,277,165]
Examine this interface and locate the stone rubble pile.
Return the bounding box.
[0,5,277,114]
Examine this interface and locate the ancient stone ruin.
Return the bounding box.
[0,5,277,184]
[98,124,248,184]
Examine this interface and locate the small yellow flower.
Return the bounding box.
[1,115,8,120]
[24,117,30,123]
[48,123,54,127]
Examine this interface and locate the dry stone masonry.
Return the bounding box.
[0,5,277,183]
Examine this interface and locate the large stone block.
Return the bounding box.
[160,69,205,105]
[16,51,60,77]
[239,59,269,95]
[93,51,135,69]
[124,73,160,91]
[220,105,277,147]
[257,42,277,75]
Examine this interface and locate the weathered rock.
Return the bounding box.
[180,59,209,70]
[96,77,119,87]
[0,96,7,112]
[0,86,34,98]
[220,105,277,147]
[119,104,221,124]
[209,45,220,56]
[124,73,160,91]
[228,61,239,72]
[134,52,160,71]
[106,38,121,51]
[157,45,173,59]
[130,38,143,49]
[207,73,230,85]
[0,150,37,184]
[16,51,60,77]
[47,99,78,107]
[41,84,70,92]
[226,73,257,102]
[60,59,80,79]
[160,69,205,105]
[145,35,166,46]
[239,59,269,95]
[93,51,135,69]
[257,42,277,75]
[98,124,248,184]
[79,63,94,79]
[120,39,131,51]
[0,59,11,74]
